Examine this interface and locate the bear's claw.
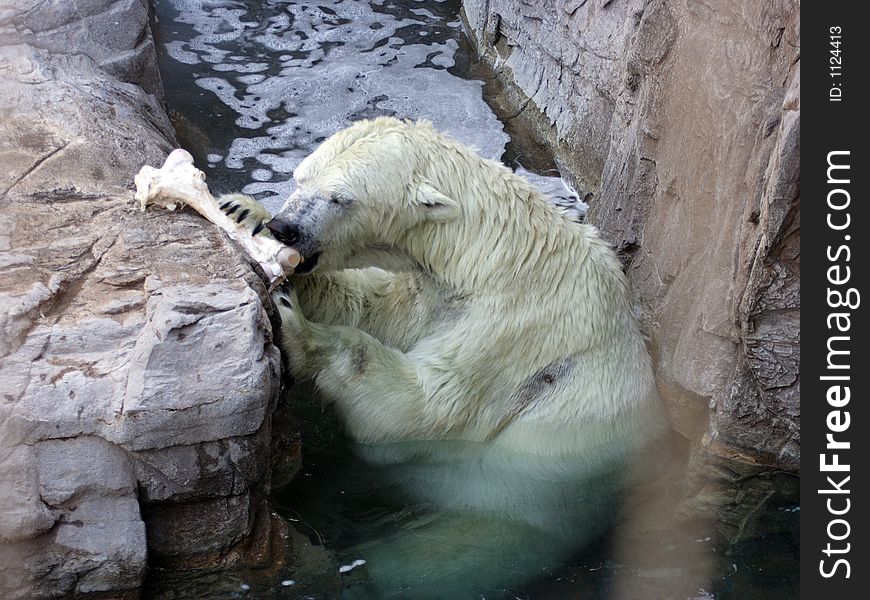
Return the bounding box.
[216,193,273,237]
[271,286,298,313]
[275,282,305,313]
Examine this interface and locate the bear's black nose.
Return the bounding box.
[266,218,302,247]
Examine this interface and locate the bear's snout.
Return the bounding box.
[266,218,302,247]
[267,216,322,274]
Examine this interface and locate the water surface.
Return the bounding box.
[154,0,577,214]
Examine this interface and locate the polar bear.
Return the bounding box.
[221,117,666,596]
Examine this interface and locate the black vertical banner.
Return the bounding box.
[802,3,868,598]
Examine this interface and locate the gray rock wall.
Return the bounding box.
[462,0,799,487]
[0,2,288,597]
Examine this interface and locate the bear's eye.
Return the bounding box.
[330,193,352,207]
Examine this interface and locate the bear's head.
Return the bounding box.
[267,117,460,273]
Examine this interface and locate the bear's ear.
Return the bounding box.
[414,181,460,222]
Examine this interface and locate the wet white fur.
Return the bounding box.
[276,117,665,457]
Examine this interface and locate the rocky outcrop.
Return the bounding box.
[0,2,288,598]
[462,0,800,518]
[0,0,164,98]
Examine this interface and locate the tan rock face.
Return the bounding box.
[0,3,291,598]
[462,0,799,484]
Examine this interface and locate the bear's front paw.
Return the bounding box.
[272,287,319,379]
[273,287,302,326]
[217,193,272,236]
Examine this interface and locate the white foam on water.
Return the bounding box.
[338,559,367,574]
[160,0,571,215]
[161,0,509,212]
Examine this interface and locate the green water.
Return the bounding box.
[270,390,798,599]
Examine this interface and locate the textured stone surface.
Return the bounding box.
[462,0,637,193]
[0,0,164,98]
[462,0,800,478]
[0,2,288,598]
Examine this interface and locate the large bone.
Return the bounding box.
[133,149,300,287]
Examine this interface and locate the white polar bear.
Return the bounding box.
[223,116,667,596]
